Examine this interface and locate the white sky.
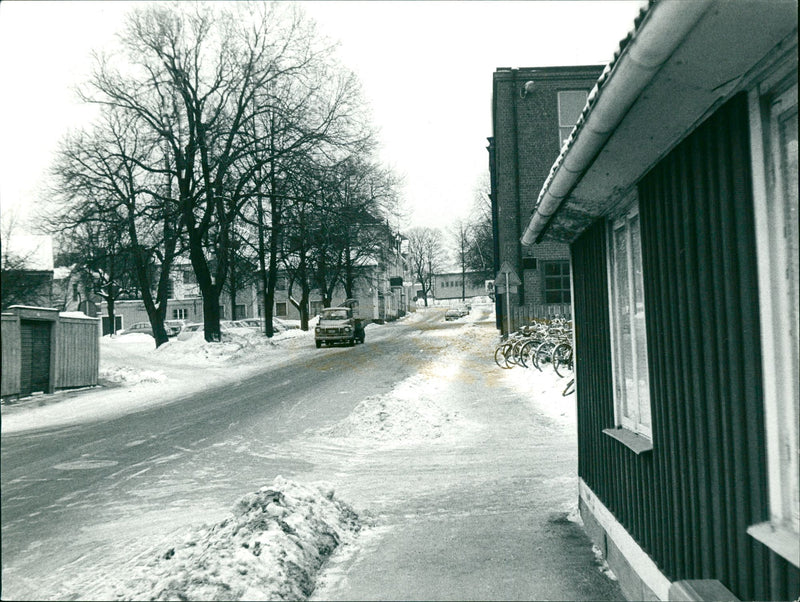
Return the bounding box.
[0,0,646,233]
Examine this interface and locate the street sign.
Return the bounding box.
[495,261,521,286]
[494,284,519,295]
[495,261,521,337]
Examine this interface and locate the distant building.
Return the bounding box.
[489,65,604,331]
[432,271,487,301]
[1,235,55,310]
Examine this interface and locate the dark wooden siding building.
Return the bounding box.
[519,1,799,600]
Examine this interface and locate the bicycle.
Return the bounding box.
[552,341,573,378]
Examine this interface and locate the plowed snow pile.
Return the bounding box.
[112,478,360,601]
[315,343,472,444]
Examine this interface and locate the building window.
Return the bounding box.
[558,89,589,148]
[543,261,570,304]
[166,279,175,299]
[234,304,246,320]
[72,282,79,301]
[172,308,187,320]
[310,300,322,317]
[275,302,287,317]
[608,202,652,438]
[748,75,799,564]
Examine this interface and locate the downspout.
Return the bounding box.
[520,0,713,246]
[510,69,525,304]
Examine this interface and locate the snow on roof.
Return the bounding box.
[53,265,72,280]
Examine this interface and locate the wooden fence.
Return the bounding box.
[1,314,22,397]
[509,303,572,332]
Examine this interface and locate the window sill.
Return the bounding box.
[747,522,800,567]
[602,427,653,454]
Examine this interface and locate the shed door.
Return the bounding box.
[20,320,51,395]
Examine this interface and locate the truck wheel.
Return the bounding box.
[315,340,321,348]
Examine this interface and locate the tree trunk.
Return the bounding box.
[186,228,221,342]
[107,297,117,336]
[229,256,238,321]
[265,187,280,338]
[344,237,354,299]
[299,250,309,331]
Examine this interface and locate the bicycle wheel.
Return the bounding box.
[510,338,529,367]
[494,343,513,369]
[515,338,535,368]
[533,340,556,371]
[553,343,573,378]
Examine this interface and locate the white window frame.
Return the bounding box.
[746,65,799,566]
[172,308,187,320]
[607,197,652,440]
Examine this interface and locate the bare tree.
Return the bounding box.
[464,172,494,278]
[80,3,346,341]
[450,220,470,302]
[52,218,137,333]
[46,110,182,347]
[405,226,447,307]
[48,2,378,342]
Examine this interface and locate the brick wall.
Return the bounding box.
[491,66,603,310]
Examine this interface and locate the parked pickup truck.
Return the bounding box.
[314,304,365,348]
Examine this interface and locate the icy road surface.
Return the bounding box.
[1,306,621,600]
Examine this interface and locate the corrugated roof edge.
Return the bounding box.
[521,0,655,244]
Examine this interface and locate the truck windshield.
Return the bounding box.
[321,309,349,320]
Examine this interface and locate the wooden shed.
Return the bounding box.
[1,306,100,400]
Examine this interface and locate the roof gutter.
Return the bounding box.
[520,0,713,246]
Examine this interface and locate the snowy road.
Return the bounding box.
[0,308,470,599]
[1,306,621,600]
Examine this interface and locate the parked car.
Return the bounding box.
[176,323,203,341]
[235,318,287,333]
[445,309,461,321]
[119,321,184,337]
[164,320,185,337]
[176,320,252,341]
[119,322,153,336]
[273,317,298,330]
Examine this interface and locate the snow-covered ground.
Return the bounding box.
[3,321,325,434]
[2,304,605,601]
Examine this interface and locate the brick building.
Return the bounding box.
[489,65,603,332]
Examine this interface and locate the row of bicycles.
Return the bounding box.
[493,317,574,378]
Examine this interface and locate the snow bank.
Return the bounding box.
[113,477,360,601]
[317,373,462,443]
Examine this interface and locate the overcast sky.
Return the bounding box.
[0,0,646,235]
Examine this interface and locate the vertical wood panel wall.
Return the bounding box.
[1,315,21,396]
[572,93,799,600]
[55,318,100,389]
